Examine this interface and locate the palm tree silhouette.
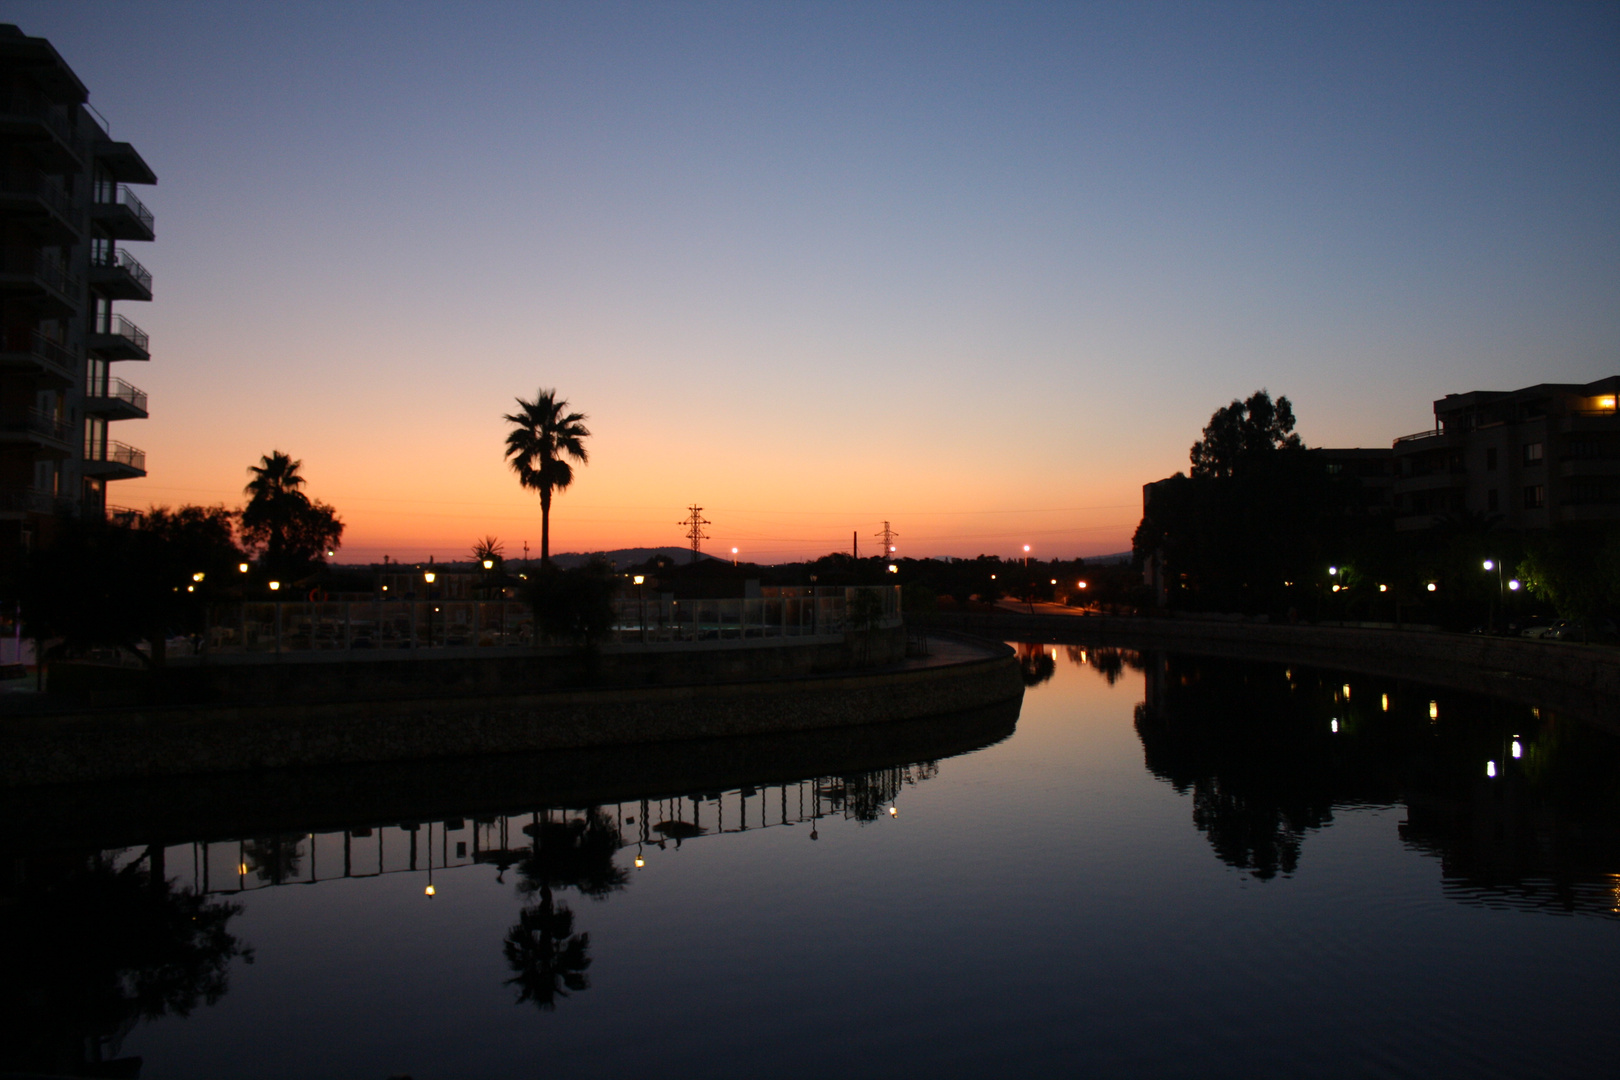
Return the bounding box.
[241,451,307,572]
[503,390,590,567]
[503,887,591,1010]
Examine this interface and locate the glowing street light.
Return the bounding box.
[887,564,898,574]
[192,571,205,582]
[238,562,250,574]
[1508,579,1522,591]
[732,547,739,566]
[482,559,494,570]
[268,581,281,591]
[1426,582,1437,592]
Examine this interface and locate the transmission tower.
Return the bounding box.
[875,521,899,558]
[679,504,711,563]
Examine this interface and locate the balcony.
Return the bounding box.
[0,487,74,518]
[0,169,79,240]
[0,408,73,457]
[82,439,146,480]
[0,87,82,168]
[87,312,150,361]
[89,247,152,302]
[0,328,75,386]
[85,376,148,421]
[1393,427,1445,446]
[0,246,82,311]
[91,184,155,242]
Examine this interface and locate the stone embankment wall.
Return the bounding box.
[932,611,1620,730]
[1,636,1022,787]
[47,626,907,708]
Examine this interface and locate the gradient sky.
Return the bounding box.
[15,1,1619,562]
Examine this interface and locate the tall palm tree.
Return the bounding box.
[503,390,590,567]
[241,451,309,572]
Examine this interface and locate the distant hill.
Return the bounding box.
[549,547,718,569]
[1086,551,1134,566]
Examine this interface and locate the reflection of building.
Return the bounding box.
[1392,377,1620,531]
[0,25,157,555]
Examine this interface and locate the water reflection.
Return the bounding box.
[1087,646,1620,914]
[0,701,1017,1057]
[0,848,251,1075]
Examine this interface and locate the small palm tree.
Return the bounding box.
[503,390,590,567]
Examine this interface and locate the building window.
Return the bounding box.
[1487,488,1498,512]
[1524,485,1545,510]
[1523,442,1543,465]
[1485,447,1497,471]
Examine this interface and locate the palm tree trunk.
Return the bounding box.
[540,487,552,568]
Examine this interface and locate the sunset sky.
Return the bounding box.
[17,2,1618,563]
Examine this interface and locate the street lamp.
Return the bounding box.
[731,547,739,566]
[423,570,437,648]
[1483,558,1505,632]
[633,575,646,643]
[238,562,249,574]
[268,581,280,591]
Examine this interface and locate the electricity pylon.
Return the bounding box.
[679,505,711,563]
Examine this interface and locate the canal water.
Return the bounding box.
[6,643,1618,1078]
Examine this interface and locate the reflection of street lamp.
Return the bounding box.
[633,575,646,643]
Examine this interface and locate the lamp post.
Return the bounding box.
[423,570,437,648]
[1483,559,1504,633]
[634,575,646,644]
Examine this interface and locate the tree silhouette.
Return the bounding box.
[503,808,627,1011]
[1189,389,1304,480]
[503,390,590,567]
[0,850,250,1072]
[239,451,344,578]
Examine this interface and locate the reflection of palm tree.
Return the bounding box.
[503,807,626,1011]
[503,886,591,1010]
[241,835,304,885]
[0,850,250,1072]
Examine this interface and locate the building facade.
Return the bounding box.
[1391,378,1620,531]
[1,24,155,555]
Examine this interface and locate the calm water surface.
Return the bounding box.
[9,644,1620,1078]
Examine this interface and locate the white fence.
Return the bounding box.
[205,586,901,654]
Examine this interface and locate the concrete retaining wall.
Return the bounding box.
[45,626,908,708]
[1,639,1023,787]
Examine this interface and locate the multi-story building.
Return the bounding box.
[1391,377,1620,531]
[1,24,154,555]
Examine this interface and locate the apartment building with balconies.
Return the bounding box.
[0,24,154,554]
[1391,377,1620,531]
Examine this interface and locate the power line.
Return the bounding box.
[875,520,899,557]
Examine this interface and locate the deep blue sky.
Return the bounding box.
[17,1,1618,558]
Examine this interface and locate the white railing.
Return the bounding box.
[205,587,901,654]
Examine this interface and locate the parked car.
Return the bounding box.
[1547,618,1618,642]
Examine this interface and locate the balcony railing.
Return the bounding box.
[0,488,73,516]
[0,328,75,380]
[90,247,153,295]
[1,169,76,221]
[91,311,150,356]
[0,246,83,300]
[0,87,77,152]
[93,184,155,235]
[89,376,148,415]
[2,408,72,445]
[85,439,146,474]
[1393,428,1443,445]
